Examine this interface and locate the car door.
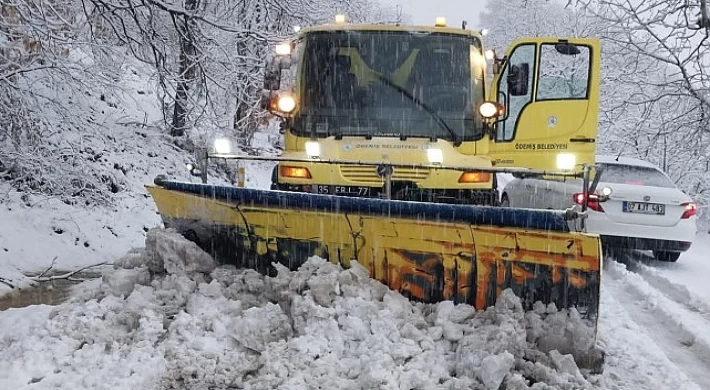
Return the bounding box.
[540,176,565,209]
[521,176,549,209]
[502,177,528,207]
[488,38,601,174]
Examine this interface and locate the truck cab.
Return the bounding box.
[261,15,601,206]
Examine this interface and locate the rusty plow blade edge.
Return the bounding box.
[146,181,602,327]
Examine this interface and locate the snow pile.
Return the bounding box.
[0,228,602,389]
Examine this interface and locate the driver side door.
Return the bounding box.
[487,38,600,174]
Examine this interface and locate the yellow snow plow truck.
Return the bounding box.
[147,16,604,332]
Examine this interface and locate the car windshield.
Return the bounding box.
[292,30,486,142]
[598,163,675,188]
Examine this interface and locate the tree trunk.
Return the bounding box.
[171,0,199,136]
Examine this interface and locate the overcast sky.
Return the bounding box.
[377,0,486,28]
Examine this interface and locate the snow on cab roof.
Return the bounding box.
[596,154,660,169]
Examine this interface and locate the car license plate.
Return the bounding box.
[622,201,665,215]
[317,185,372,196]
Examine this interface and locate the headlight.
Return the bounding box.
[556,153,576,170]
[214,138,231,154]
[277,95,297,113]
[479,102,498,118]
[427,148,444,164]
[305,141,320,158]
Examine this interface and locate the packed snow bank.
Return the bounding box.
[0,228,602,389]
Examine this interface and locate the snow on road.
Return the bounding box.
[597,236,710,390]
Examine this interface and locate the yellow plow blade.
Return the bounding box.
[146,181,601,320]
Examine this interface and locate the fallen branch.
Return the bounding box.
[36,256,58,279]
[0,277,15,289]
[30,262,110,283]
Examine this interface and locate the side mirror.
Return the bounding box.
[263,57,282,90]
[555,42,581,55]
[507,63,529,96]
[263,73,281,90]
[492,54,505,75]
[263,69,281,90]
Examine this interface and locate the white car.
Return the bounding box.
[500,155,698,262]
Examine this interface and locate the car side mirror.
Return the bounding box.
[507,63,529,96]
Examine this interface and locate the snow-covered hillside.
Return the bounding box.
[0,55,278,294]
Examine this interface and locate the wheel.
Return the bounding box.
[270,166,280,190]
[653,251,681,262]
[500,194,510,207]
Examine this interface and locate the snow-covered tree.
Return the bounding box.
[0,0,406,205]
[575,0,710,212]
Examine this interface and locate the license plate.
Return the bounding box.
[317,185,372,196]
[623,201,665,215]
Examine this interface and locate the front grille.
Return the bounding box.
[340,165,430,184]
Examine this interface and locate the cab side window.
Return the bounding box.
[536,43,591,101]
[496,44,535,142]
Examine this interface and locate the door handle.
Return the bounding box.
[569,137,596,143]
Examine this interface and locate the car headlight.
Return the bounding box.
[305,141,320,158]
[427,148,444,164]
[556,153,576,170]
[214,138,231,154]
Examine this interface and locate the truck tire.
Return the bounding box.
[270,166,280,190]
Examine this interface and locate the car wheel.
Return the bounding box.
[500,194,510,207]
[653,251,681,262]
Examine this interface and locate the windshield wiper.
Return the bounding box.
[374,74,461,147]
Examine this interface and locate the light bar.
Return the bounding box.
[435,17,447,27]
[275,43,291,56]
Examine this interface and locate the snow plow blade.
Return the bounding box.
[146,180,602,320]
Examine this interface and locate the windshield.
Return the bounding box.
[598,163,676,188]
[292,30,485,142]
